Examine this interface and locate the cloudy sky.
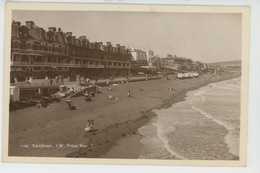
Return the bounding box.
[12,10,242,63]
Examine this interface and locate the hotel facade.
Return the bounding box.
[10,21,132,82]
[162,54,205,72]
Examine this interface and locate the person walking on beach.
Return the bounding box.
[127,89,131,97]
[85,92,92,102]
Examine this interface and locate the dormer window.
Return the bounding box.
[18,26,29,39]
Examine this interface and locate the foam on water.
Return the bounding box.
[138,77,241,159]
[138,117,186,159]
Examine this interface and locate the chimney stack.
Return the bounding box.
[120,46,126,51]
[66,32,72,37]
[12,20,21,27]
[25,21,35,29]
[71,36,76,44]
[106,42,111,47]
[78,36,86,40]
[48,27,56,33]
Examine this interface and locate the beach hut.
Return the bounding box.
[177,73,184,79]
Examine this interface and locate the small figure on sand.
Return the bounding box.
[84,92,92,102]
[36,101,42,108]
[41,97,50,108]
[89,91,95,97]
[168,87,173,91]
[50,79,53,85]
[108,94,118,100]
[66,100,78,110]
[109,94,113,100]
[127,90,131,97]
[139,88,144,92]
[84,120,94,133]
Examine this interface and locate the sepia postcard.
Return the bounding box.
[2,2,250,166]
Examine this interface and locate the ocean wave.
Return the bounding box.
[191,105,239,157]
[157,124,187,160]
[138,77,240,159]
[138,117,186,160]
[211,83,240,92]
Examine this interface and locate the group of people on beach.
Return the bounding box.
[36,99,50,109]
[84,91,96,102]
[62,78,147,111]
[108,89,132,101]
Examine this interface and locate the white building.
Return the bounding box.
[145,49,154,66]
[130,48,148,66]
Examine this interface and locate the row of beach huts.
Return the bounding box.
[176,72,199,79]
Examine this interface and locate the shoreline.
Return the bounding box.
[68,74,240,158]
[8,74,240,158]
[101,77,242,160]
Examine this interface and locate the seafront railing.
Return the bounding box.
[10,76,161,87]
[10,82,60,87]
[10,61,105,68]
[10,61,131,69]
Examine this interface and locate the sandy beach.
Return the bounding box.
[8,74,239,158]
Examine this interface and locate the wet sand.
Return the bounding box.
[8,74,239,158]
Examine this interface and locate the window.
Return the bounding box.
[44,44,48,51]
[34,67,41,71]
[10,67,15,71]
[21,55,28,62]
[20,41,27,50]
[12,41,19,49]
[13,55,17,62]
[35,56,42,62]
[16,67,22,71]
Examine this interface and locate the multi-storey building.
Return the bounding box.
[162,54,196,71]
[10,21,132,82]
[130,48,148,67]
[145,49,154,67]
[150,55,162,69]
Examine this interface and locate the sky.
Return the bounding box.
[12,10,242,63]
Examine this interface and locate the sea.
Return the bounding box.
[102,77,241,160]
[138,77,241,160]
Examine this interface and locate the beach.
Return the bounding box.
[8,74,240,159]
